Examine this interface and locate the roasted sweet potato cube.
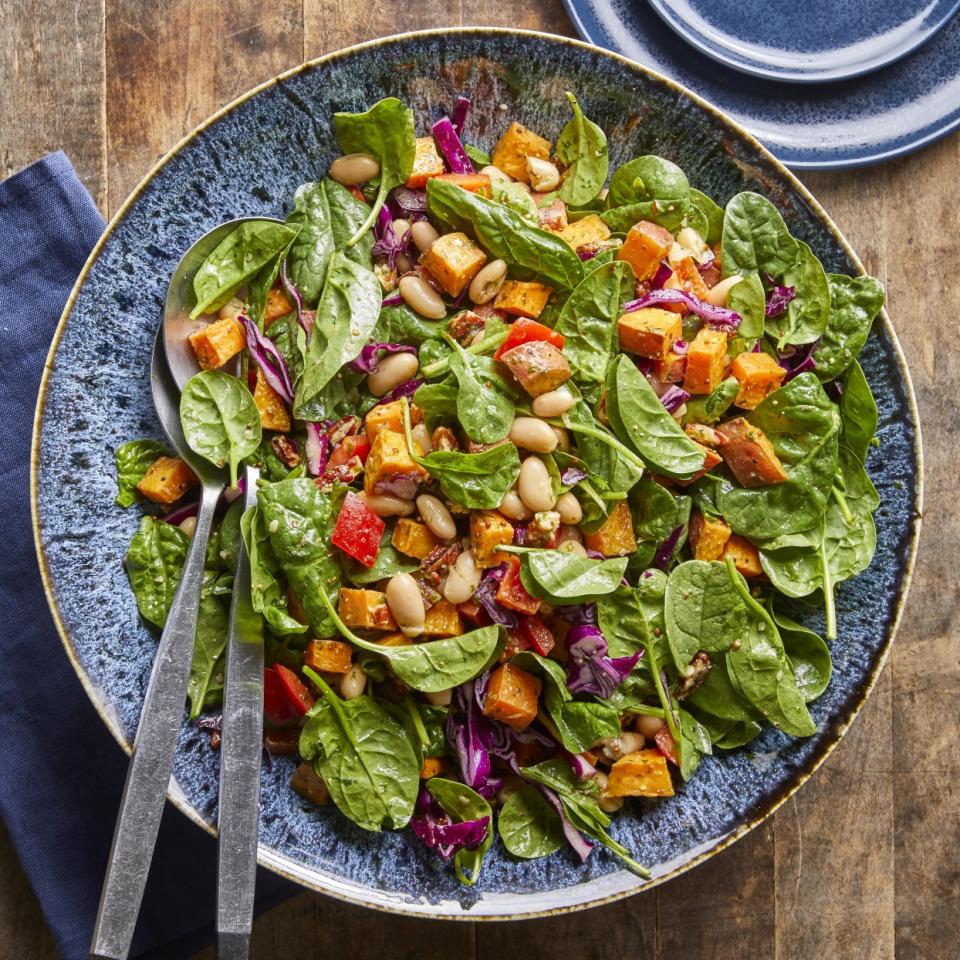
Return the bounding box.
[716,417,789,487]
[136,456,198,505]
[730,352,787,410]
[406,136,445,188]
[304,639,353,674]
[264,286,294,326]
[470,510,514,568]
[188,316,246,370]
[689,511,732,561]
[618,308,682,360]
[291,762,330,805]
[419,231,487,298]
[253,368,291,432]
[363,429,428,498]
[557,214,610,251]
[671,441,723,488]
[494,281,552,319]
[435,172,492,195]
[723,534,763,578]
[674,256,712,302]
[683,328,729,395]
[391,518,440,560]
[491,122,552,183]
[337,588,397,631]
[419,756,450,780]
[656,350,687,383]
[499,341,571,397]
[617,220,674,282]
[422,599,463,638]
[364,400,422,443]
[378,632,413,647]
[583,501,636,557]
[605,749,674,798]
[483,663,542,731]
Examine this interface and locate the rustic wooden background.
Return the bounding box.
[3,1,957,957]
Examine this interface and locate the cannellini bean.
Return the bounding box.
[178,516,198,538]
[424,688,453,706]
[339,664,367,700]
[480,164,512,183]
[526,156,560,192]
[395,253,414,275]
[360,492,416,517]
[399,275,446,319]
[599,794,625,814]
[509,417,558,453]
[410,220,440,252]
[468,259,508,304]
[676,226,710,259]
[218,296,245,322]
[558,539,587,557]
[706,274,743,307]
[391,217,412,239]
[635,714,666,738]
[551,425,571,452]
[329,152,379,185]
[517,456,557,512]
[556,491,583,525]
[443,549,481,604]
[668,241,694,266]
[411,422,432,455]
[556,524,583,545]
[367,352,420,396]
[416,494,456,540]
[386,573,426,638]
[498,489,532,521]
[532,387,574,417]
[598,732,645,761]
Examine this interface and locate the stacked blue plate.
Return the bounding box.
[562,0,960,168]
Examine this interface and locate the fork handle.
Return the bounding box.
[89,480,223,960]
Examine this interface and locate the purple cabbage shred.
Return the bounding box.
[304,423,329,477]
[765,284,796,318]
[386,186,427,218]
[474,564,519,628]
[560,466,588,486]
[577,247,599,262]
[653,524,684,571]
[410,788,490,861]
[565,624,641,698]
[540,787,594,861]
[280,262,310,336]
[348,342,416,374]
[659,385,690,414]
[650,260,673,289]
[240,316,294,405]
[431,116,475,175]
[381,291,404,308]
[623,289,741,333]
[672,339,688,356]
[451,96,471,137]
[779,339,819,383]
[372,205,415,270]
[371,377,424,408]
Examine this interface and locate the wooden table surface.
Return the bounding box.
[4,2,957,957]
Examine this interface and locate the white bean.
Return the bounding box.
[424,688,453,706]
[599,732,645,761]
[410,220,440,252]
[509,417,558,453]
[558,539,587,557]
[706,274,743,307]
[416,494,456,540]
[479,164,511,183]
[556,524,583,545]
[411,422,432,455]
[391,218,411,239]
[498,489,532,521]
[517,456,556,512]
[668,241,694,266]
[395,253,414,275]
[599,794,625,814]
[468,259,508,304]
[386,573,426,638]
[676,226,710,259]
[443,550,481,604]
[555,491,583,525]
[526,156,560,192]
[359,492,415,517]
[551,425,571,452]
[329,152,379,185]
[532,387,574,418]
[218,296,245,322]
[399,275,446,319]
[367,352,420,397]
[339,664,367,699]
[178,516,198,538]
[635,714,666,738]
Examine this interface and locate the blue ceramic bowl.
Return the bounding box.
[31,29,922,918]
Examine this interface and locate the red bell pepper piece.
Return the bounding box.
[500,627,530,662]
[494,318,565,361]
[457,598,489,627]
[654,726,679,767]
[495,556,541,615]
[331,490,384,567]
[263,664,314,725]
[328,434,371,468]
[519,614,555,656]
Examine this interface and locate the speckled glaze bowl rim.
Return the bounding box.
[30,27,924,920]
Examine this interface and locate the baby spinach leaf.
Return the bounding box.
[491,179,539,224]
[556,92,609,207]
[687,655,762,722]
[726,272,766,341]
[372,303,447,346]
[506,547,628,604]
[766,241,830,349]
[677,707,712,782]
[839,360,877,463]
[721,192,798,279]
[689,709,763,750]
[426,178,583,290]
[179,370,261,488]
[498,785,566,859]
[596,573,668,664]
[689,188,724,245]
[426,779,493,886]
[285,179,374,305]
[771,607,832,702]
[681,377,738,425]
[247,236,296,331]
[333,97,416,247]
[445,336,517,443]
[816,274,885,381]
[190,220,300,319]
[299,674,420,831]
[294,252,381,418]
[216,499,244,574]
[603,155,690,233]
[605,355,706,479]
[413,381,458,423]
[125,517,189,628]
[630,476,691,554]
[186,592,229,719]
[114,439,171,508]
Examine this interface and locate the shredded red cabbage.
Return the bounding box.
[304,423,328,477]
[624,289,741,332]
[659,385,690,414]
[512,525,527,545]
[240,316,294,405]
[651,261,673,289]
[634,356,655,376]
[540,786,594,861]
[672,338,688,356]
[765,283,796,318]
[578,247,599,262]
[280,262,311,336]
[451,96,471,137]
[387,186,428,219]
[565,751,597,780]
[653,524,684,571]
[161,499,199,525]
[381,291,404,308]
[372,206,415,270]
[474,564,519,628]
[431,116,475,175]
[560,466,588,486]
[348,342,417,374]
[565,624,641,698]
[410,788,490,860]
[371,377,424,408]
[779,339,819,383]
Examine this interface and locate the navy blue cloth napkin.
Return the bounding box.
[0,153,293,960]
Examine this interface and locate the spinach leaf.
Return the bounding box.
[554,261,632,404]
[333,97,416,247]
[491,179,539,224]
[726,272,766,341]
[190,220,300,319]
[556,92,608,206]
[465,143,491,168]
[341,526,418,585]
[690,709,763,750]
[767,241,830,349]
[179,370,261,487]
[506,547,628,604]
[721,192,798,279]
[413,381,458,423]
[498,785,566,859]
[839,360,877,463]
[603,155,690,233]
[426,779,493,886]
[772,607,832,702]
[426,178,583,290]
[247,237,296,331]
[186,592,229,719]
[299,675,420,831]
[605,355,706,479]
[216,498,244,574]
[677,707,712,781]
[630,476,691,556]
[687,655,762,722]
[719,373,840,540]
[372,303,447,346]
[596,573,668,662]
[445,336,517,443]
[681,377,738,425]
[293,252,381,418]
[125,517,189,628]
[816,274,885,381]
[114,439,170,508]
[284,179,374,305]
[689,188,724,245]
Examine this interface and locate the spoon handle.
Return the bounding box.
[90,480,223,960]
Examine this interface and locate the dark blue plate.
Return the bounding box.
[647,0,960,83]
[32,29,922,917]
[563,0,960,167]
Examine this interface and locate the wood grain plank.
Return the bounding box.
[0,822,59,960]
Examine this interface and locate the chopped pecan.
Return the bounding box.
[677,651,712,699]
[431,426,460,452]
[271,435,301,468]
[448,309,487,345]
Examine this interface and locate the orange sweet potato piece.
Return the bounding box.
[337,588,397,631]
[491,122,551,182]
[656,350,687,383]
[253,368,291,432]
[683,328,729,395]
[188,316,246,370]
[583,501,636,557]
[136,456,198,504]
[499,340,571,397]
[304,639,353,674]
[435,172,492,195]
[671,441,723,488]
[617,220,674,282]
[483,663,542,731]
[406,136,445,188]
[605,749,674,798]
[391,519,440,560]
[494,281,552,319]
[730,353,786,410]
[470,511,514,568]
[422,600,463,638]
[674,256,712,301]
[618,308,682,360]
[264,286,294,326]
[716,417,789,487]
[688,511,732,561]
[419,757,450,779]
[365,400,422,443]
[419,231,487,298]
[723,534,763,578]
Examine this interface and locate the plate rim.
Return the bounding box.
[30,25,925,919]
